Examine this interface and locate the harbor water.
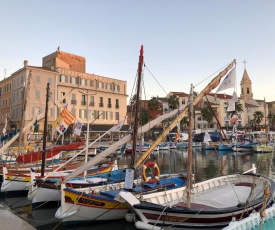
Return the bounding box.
[0,147,274,230]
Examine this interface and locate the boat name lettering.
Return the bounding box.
[78,197,105,206]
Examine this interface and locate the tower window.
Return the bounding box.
[247,88,249,94]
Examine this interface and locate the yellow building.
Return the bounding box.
[0,50,127,144]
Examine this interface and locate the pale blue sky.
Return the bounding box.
[1,1,275,101]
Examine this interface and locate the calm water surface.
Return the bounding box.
[1,148,274,230]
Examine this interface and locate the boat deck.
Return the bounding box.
[187,183,262,209]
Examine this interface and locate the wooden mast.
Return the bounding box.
[41,83,50,177]
[18,70,32,155]
[134,59,236,169]
[186,84,194,208]
[130,45,144,168]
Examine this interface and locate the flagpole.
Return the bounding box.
[41,83,50,177]
[78,89,97,180]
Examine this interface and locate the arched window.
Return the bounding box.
[247,87,249,94]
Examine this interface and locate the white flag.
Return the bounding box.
[227,91,238,112]
[109,117,126,132]
[203,131,212,145]
[216,67,236,93]
[74,120,83,136]
[2,115,8,136]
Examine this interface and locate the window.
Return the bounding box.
[115,99,119,108]
[71,77,76,84]
[79,109,86,119]
[114,85,120,92]
[81,95,86,105]
[61,92,66,103]
[71,93,77,105]
[99,97,103,107]
[98,81,104,89]
[106,83,112,90]
[115,112,119,120]
[93,110,99,119]
[80,79,86,86]
[108,98,111,108]
[247,87,249,94]
[36,76,40,83]
[35,90,40,99]
[90,80,94,87]
[106,111,113,120]
[89,96,94,106]
[101,111,105,120]
[60,75,66,82]
[182,99,185,104]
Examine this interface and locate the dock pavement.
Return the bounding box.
[0,204,35,230]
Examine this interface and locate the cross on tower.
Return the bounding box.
[243,59,247,69]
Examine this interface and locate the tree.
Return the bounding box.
[267,112,275,130]
[236,101,244,114]
[168,94,179,110]
[201,104,214,128]
[139,111,149,126]
[253,111,264,130]
[227,101,244,117]
[249,119,257,131]
[148,96,160,120]
[180,116,189,131]
[129,94,138,106]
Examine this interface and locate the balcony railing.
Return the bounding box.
[89,101,94,106]
[71,100,77,105]
[99,103,104,107]
[107,103,112,108]
[115,104,119,109]
[81,101,86,105]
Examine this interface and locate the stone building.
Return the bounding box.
[0,50,128,144]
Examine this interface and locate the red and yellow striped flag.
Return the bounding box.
[60,108,75,126]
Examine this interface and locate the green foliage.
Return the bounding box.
[201,104,214,127]
[253,111,264,130]
[168,94,179,110]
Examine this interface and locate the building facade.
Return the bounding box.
[0,50,127,144]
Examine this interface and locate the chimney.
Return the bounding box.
[24,60,28,67]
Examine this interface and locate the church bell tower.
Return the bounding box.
[240,60,253,101]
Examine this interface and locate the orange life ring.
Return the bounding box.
[142,161,160,184]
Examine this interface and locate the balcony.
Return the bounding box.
[99,103,104,107]
[89,101,95,106]
[107,103,112,108]
[71,100,77,105]
[115,104,119,109]
[81,101,86,106]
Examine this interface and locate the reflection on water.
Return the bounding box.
[1,148,274,229]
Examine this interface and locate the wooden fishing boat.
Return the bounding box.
[16,142,84,163]
[119,173,275,229]
[27,162,120,206]
[117,60,275,229]
[55,46,188,226]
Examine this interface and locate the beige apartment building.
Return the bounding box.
[0,50,127,144]
[0,76,12,126]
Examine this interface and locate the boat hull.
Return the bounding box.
[119,173,275,229]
